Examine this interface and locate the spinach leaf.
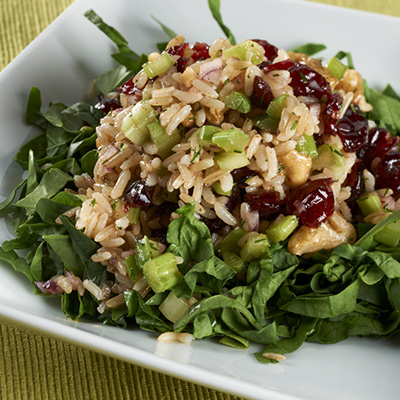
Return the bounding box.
[95,65,134,95]
[25,87,46,128]
[290,43,326,56]
[0,179,26,211]
[151,16,177,39]
[80,149,98,176]
[207,0,236,45]
[0,248,33,282]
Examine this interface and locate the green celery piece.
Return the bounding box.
[143,253,183,293]
[127,207,140,224]
[121,100,157,145]
[224,91,252,114]
[267,95,288,119]
[240,233,270,263]
[327,57,348,79]
[213,181,232,196]
[198,125,221,147]
[216,151,249,170]
[124,254,142,281]
[223,40,264,64]
[222,251,245,272]
[374,219,400,247]
[253,114,279,133]
[159,291,190,323]
[296,133,318,158]
[312,144,345,180]
[148,120,181,159]
[211,128,250,152]
[143,52,174,79]
[219,227,246,255]
[266,215,299,243]
[356,193,382,216]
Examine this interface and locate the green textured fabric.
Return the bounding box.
[0,1,399,400]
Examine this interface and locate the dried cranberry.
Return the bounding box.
[231,167,258,188]
[245,191,282,219]
[288,179,334,228]
[153,228,168,245]
[191,42,210,61]
[251,76,273,109]
[343,160,364,205]
[323,93,343,135]
[203,217,226,233]
[262,60,331,100]
[334,106,368,154]
[251,39,278,61]
[120,78,141,96]
[225,187,240,213]
[176,57,188,73]
[95,96,121,114]
[167,43,189,57]
[364,127,400,165]
[371,152,400,197]
[123,180,154,207]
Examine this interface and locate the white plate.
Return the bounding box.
[1,1,400,399]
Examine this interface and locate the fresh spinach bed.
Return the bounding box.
[1,2,400,363]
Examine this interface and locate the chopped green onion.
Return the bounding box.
[143,253,183,293]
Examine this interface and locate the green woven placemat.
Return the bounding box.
[1,1,399,400]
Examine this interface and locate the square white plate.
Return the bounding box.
[1,1,400,399]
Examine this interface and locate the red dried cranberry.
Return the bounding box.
[251,39,278,61]
[343,160,364,205]
[262,60,331,100]
[371,152,400,197]
[167,43,189,57]
[334,106,368,154]
[203,217,226,233]
[231,167,258,187]
[288,179,334,228]
[95,96,121,114]
[176,57,188,73]
[191,42,210,61]
[323,93,343,135]
[251,76,273,109]
[123,180,154,207]
[245,191,282,219]
[120,77,142,96]
[364,127,400,165]
[261,59,295,74]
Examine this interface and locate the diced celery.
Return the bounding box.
[143,52,174,78]
[240,233,270,263]
[216,151,249,170]
[112,199,126,219]
[124,254,142,282]
[296,133,318,158]
[143,253,183,293]
[252,114,279,133]
[327,57,348,79]
[211,128,250,152]
[356,193,382,216]
[222,252,246,272]
[312,144,345,180]
[224,91,252,114]
[197,125,221,147]
[127,207,140,224]
[159,291,190,322]
[148,120,181,159]
[266,95,288,119]
[223,40,265,65]
[374,219,400,247]
[213,181,232,196]
[121,100,157,145]
[219,227,247,255]
[266,215,299,243]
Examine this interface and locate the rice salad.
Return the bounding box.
[1,7,400,363]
